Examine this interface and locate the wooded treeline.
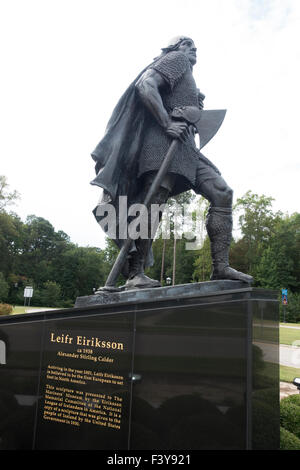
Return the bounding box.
[0,176,299,321]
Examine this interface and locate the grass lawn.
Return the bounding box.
[263,362,299,383]
[279,322,300,383]
[280,326,300,346]
[11,305,56,315]
[280,364,300,382]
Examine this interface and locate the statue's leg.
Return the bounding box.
[125,173,171,289]
[195,174,253,283]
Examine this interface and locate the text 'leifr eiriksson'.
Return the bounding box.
[50,333,124,351]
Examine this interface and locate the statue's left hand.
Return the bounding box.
[166,120,190,142]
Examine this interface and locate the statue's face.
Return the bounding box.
[177,38,197,65]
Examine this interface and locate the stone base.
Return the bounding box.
[75,280,248,308]
[0,283,279,450]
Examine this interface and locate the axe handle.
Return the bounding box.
[104,137,180,289]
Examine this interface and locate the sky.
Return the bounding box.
[0,0,299,248]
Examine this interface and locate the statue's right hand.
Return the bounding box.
[166,120,189,142]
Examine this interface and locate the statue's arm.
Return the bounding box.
[135,69,189,141]
[135,69,169,128]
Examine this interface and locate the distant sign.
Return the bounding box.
[282,288,288,305]
[24,286,33,298]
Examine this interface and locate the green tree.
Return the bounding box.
[256,246,296,290]
[145,236,168,284]
[147,192,203,285]
[286,213,300,286]
[256,214,300,291]
[169,237,200,285]
[193,236,211,282]
[0,177,113,304]
[40,281,62,307]
[233,191,283,278]
[18,215,70,285]
[229,238,249,276]
[279,291,300,323]
[0,211,24,278]
[0,272,9,302]
[0,175,20,212]
[53,245,107,299]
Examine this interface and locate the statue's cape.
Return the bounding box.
[90,52,190,204]
[90,65,152,202]
[90,64,154,266]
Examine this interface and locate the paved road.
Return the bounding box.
[280,381,299,399]
[281,325,300,330]
[280,344,300,368]
[253,341,300,368]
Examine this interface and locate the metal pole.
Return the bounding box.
[160,239,166,285]
[172,236,176,286]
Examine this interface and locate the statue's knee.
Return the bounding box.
[212,184,233,207]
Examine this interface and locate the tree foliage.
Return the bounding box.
[0,175,20,212]
[0,177,299,320]
[233,191,283,277]
[193,237,212,282]
[0,272,9,302]
[0,182,109,306]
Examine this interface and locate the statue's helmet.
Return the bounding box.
[161,36,194,53]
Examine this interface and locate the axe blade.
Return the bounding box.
[195,109,227,149]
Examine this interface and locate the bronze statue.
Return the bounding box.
[91,36,253,290]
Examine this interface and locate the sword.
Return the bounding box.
[97,107,226,292]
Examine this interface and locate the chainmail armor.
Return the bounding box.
[138,51,212,192]
[151,51,190,91]
[206,207,233,266]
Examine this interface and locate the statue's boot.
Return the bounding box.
[124,241,161,290]
[206,206,253,284]
[124,181,170,290]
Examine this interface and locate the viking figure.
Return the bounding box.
[91,36,253,289]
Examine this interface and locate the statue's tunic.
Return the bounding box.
[137,51,218,194]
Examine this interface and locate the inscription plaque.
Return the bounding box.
[34,314,134,450]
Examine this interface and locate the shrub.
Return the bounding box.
[40,281,62,307]
[60,299,74,308]
[280,427,300,450]
[280,399,300,439]
[282,394,300,408]
[0,303,13,316]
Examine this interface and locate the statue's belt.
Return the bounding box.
[170,106,226,150]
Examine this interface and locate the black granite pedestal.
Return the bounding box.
[0,281,279,450]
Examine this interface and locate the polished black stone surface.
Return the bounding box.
[75,280,248,308]
[0,285,279,450]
